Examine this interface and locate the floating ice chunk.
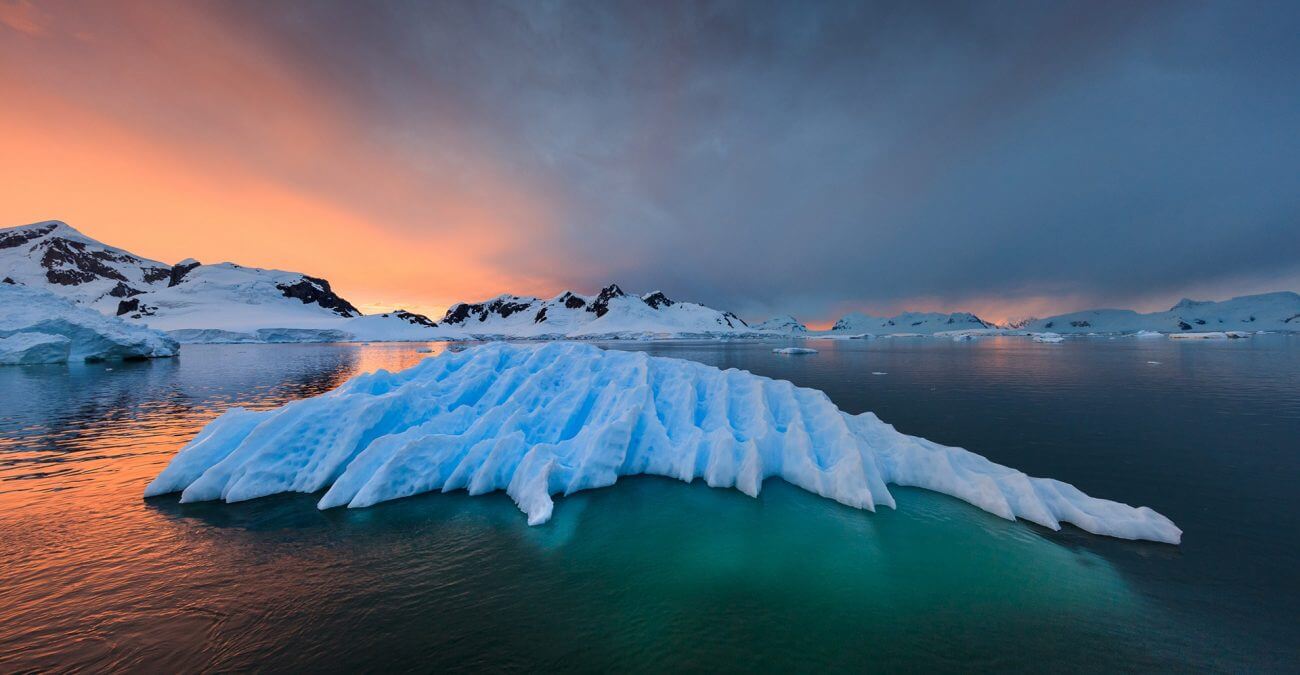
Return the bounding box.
[145,343,1182,544]
[1147,361,1161,365]
[1134,330,1163,338]
[1169,332,1231,340]
[871,371,887,376]
[773,347,818,355]
[1032,332,1064,343]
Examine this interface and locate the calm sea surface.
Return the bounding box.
[1,337,1297,672]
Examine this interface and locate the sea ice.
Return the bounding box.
[1168,332,1232,340]
[773,347,818,355]
[145,342,1182,544]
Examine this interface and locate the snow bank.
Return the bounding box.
[146,343,1181,544]
[0,283,178,362]
[773,347,818,355]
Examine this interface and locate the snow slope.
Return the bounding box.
[830,311,993,336]
[752,315,808,333]
[0,282,178,362]
[146,342,1181,543]
[1027,293,1300,334]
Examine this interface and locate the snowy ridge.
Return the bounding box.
[753,315,808,333]
[146,343,1181,543]
[1027,292,1300,334]
[830,311,992,335]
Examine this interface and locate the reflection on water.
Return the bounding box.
[1,337,1297,670]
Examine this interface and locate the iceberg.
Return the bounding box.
[145,343,1181,544]
[772,347,818,355]
[0,283,178,362]
[0,332,72,365]
[1032,332,1064,343]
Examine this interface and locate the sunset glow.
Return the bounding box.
[3,0,1297,324]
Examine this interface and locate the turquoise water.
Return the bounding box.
[1,337,1296,671]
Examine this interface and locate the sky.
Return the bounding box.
[2,0,1297,326]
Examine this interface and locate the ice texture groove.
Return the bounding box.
[145,343,1182,543]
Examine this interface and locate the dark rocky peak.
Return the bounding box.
[484,297,535,320]
[642,291,674,309]
[441,303,476,325]
[382,309,437,327]
[0,221,60,249]
[557,291,587,310]
[441,296,536,325]
[275,275,360,317]
[589,284,627,317]
[2,277,15,284]
[168,259,201,286]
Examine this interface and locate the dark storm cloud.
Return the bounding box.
[228,0,1300,319]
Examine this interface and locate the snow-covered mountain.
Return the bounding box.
[829,311,993,335]
[1,221,760,341]
[1,221,362,332]
[1026,292,1300,334]
[752,315,808,333]
[437,285,750,338]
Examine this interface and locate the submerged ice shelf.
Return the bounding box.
[145,343,1182,544]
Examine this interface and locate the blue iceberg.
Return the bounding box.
[146,343,1181,544]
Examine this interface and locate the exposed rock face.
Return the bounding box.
[0,223,58,249]
[589,284,626,318]
[116,298,157,317]
[383,310,437,327]
[108,282,142,298]
[642,291,674,309]
[722,311,748,328]
[275,276,360,318]
[559,292,586,309]
[167,260,201,286]
[441,297,534,325]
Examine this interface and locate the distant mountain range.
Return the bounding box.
[1022,293,1300,334]
[0,221,767,341]
[3,220,1297,342]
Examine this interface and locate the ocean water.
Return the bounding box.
[0,337,1296,671]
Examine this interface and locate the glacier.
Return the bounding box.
[145,342,1181,544]
[0,283,178,363]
